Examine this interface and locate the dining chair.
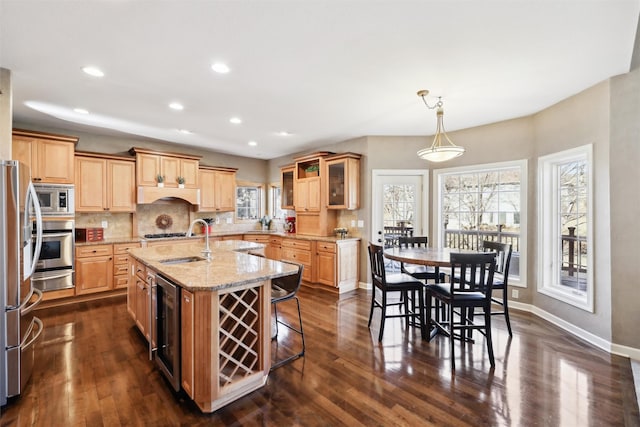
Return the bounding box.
[270,262,305,370]
[367,242,426,342]
[398,236,446,283]
[425,252,497,370]
[481,240,513,336]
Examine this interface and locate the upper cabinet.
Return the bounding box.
[198,166,237,212]
[129,147,200,188]
[325,153,361,210]
[75,152,136,213]
[280,165,294,210]
[12,129,77,184]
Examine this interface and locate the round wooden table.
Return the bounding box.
[383,246,462,268]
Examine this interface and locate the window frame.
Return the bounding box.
[433,159,528,288]
[235,181,265,222]
[269,182,284,219]
[537,144,594,312]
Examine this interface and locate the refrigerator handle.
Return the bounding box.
[26,182,43,279]
[21,289,43,316]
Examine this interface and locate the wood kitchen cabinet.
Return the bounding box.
[325,153,361,210]
[75,244,114,295]
[314,239,359,290]
[266,235,282,260]
[198,166,237,212]
[75,152,136,212]
[12,129,77,184]
[281,238,313,283]
[280,165,295,210]
[113,242,141,290]
[129,147,201,188]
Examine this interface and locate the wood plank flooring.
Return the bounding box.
[1,287,639,426]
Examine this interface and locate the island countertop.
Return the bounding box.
[128,240,298,291]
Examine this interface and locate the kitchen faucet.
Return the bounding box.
[187,219,212,260]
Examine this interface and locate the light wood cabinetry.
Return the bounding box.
[280,165,294,210]
[198,166,237,212]
[75,152,136,212]
[266,235,282,260]
[114,242,141,290]
[315,241,337,286]
[314,239,359,290]
[281,238,313,283]
[294,178,321,212]
[181,289,194,398]
[325,153,361,210]
[129,147,201,188]
[75,244,114,295]
[12,129,77,184]
[128,258,152,339]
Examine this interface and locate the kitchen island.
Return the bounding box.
[127,240,298,413]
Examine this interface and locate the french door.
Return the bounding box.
[371,170,429,247]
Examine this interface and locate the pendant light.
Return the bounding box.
[416,90,465,162]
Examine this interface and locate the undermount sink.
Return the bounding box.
[159,256,206,265]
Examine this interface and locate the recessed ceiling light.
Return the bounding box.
[211,62,230,74]
[82,66,104,77]
[169,102,184,111]
[73,108,89,114]
[177,129,192,134]
[229,117,242,124]
[277,131,292,136]
[248,141,258,147]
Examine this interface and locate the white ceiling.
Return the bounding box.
[1,1,639,160]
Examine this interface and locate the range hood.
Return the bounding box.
[137,186,200,205]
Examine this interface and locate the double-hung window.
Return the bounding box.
[538,145,593,311]
[236,185,262,220]
[434,160,527,286]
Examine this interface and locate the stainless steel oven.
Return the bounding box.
[33,184,74,217]
[153,274,181,391]
[31,219,74,291]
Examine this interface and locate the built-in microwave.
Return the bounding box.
[33,184,74,216]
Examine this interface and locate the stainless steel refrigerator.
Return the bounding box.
[1,160,43,406]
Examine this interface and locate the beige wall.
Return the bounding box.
[609,67,640,348]
[0,69,11,160]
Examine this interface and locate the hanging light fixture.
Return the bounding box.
[416,90,465,162]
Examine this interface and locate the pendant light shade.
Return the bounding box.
[416,90,465,162]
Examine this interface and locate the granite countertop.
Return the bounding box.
[128,240,298,292]
[74,231,361,246]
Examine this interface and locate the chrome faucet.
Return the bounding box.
[187,219,212,260]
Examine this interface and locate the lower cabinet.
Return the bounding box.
[281,238,313,283]
[316,239,359,291]
[113,242,141,289]
[75,244,114,295]
[266,236,282,260]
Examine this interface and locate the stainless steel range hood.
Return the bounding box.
[137,186,200,205]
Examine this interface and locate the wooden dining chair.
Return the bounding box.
[481,240,513,336]
[270,262,305,370]
[425,252,497,370]
[367,242,426,342]
[398,236,446,283]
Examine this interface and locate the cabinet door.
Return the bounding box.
[215,171,236,211]
[137,153,161,186]
[295,178,321,212]
[12,136,35,173]
[161,157,180,187]
[127,260,136,318]
[181,289,194,398]
[76,254,114,295]
[37,140,75,184]
[181,159,199,188]
[281,167,294,209]
[326,157,359,210]
[316,251,336,286]
[108,160,136,212]
[198,169,216,211]
[75,156,107,212]
[135,278,148,336]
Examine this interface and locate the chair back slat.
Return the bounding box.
[449,252,496,297]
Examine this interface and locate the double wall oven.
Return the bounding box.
[31,184,75,292]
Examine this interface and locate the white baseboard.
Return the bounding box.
[357,283,640,361]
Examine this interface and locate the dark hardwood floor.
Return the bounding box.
[2,287,639,426]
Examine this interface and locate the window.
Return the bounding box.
[434,160,527,285]
[236,185,262,220]
[538,145,593,312]
[270,184,284,219]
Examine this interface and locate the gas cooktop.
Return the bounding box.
[143,233,187,239]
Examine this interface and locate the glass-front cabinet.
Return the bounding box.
[325,153,361,210]
[281,165,295,210]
